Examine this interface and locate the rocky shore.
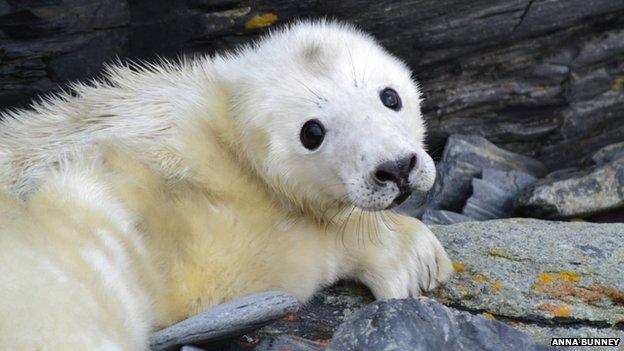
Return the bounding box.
[153,218,622,350]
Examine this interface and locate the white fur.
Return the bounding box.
[0,20,452,350]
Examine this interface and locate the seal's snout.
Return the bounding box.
[372,153,418,207]
[373,153,417,190]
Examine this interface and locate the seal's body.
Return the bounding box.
[0,21,452,350]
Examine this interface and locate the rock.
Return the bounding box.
[585,207,624,223]
[400,134,546,217]
[462,168,537,220]
[432,219,624,328]
[254,335,327,351]
[512,323,624,350]
[515,159,624,218]
[422,209,474,225]
[590,141,624,165]
[180,346,207,351]
[255,282,374,342]
[329,297,548,351]
[149,291,299,351]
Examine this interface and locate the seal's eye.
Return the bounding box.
[380,88,402,111]
[300,119,325,150]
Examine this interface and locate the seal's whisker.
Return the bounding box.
[344,42,358,87]
[361,47,372,86]
[292,77,323,100]
[338,205,357,249]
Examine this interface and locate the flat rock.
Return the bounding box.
[514,323,624,350]
[515,159,624,218]
[329,297,548,351]
[149,291,299,351]
[400,134,546,217]
[432,219,624,328]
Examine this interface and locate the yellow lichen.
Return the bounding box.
[538,272,554,283]
[538,303,572,318]
[613,77,624,91]
[482,311,495,320]
[452,261,466,273]
[472,274,488,282]
[567,217,585,222]
[555,305,572,318]
[490,281,503,292]
[538,271,580,284]
[245,13,278,30]
[556,271,581,282]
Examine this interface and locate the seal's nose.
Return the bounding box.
[373,154,417,188]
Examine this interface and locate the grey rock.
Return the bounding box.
[515,159,624,218]
[515,323,624,351]
[462,168,537,220]
[180,346,207,351]
[432,219,624,326]
[401,134,546,217]
[329,298,549,351]
[591,141,624,165]
[254,335,326,351]
[149,291,299,351]
[256,282,374,342]
[422,209,474,225]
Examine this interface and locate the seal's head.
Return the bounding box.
[218,20,435,212]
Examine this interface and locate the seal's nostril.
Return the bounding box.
[374,169,397,185]
[373,154,418,188]
[408,154,417,173]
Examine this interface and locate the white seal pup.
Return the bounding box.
[0,20,453,349]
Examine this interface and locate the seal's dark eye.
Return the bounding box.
[380,88,402,111]
[300,119,325,150]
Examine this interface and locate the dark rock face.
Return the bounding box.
[329,298,549,351]
[1,1,623,169]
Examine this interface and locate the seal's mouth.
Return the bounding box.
[387,190,412,209]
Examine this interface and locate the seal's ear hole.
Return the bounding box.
[300,41,330,73]
[302,41,324,62]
